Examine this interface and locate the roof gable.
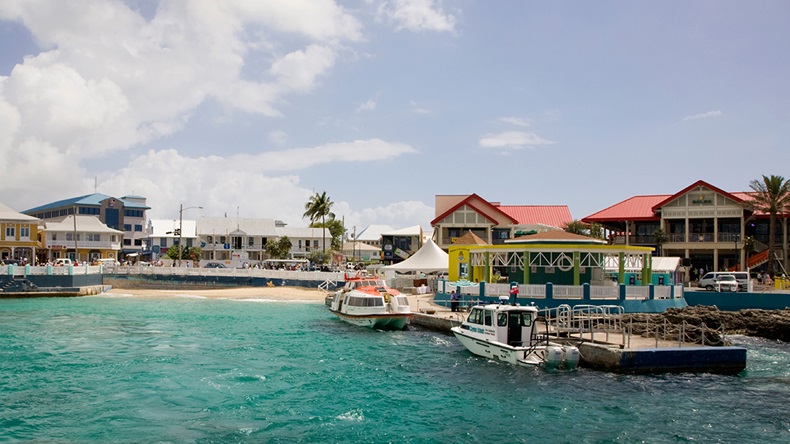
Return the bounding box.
[453,230,489,245]
[430,194,517,226]
[651,180,743,211]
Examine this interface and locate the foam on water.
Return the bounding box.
[1,295,789,443]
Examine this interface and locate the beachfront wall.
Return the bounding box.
[448,243,655,287]
[434,280,686,313]
[683,291,790,311]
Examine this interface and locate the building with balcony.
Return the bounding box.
[431,194,573,250]
[42,215,123,263]
[24,193,150,260]
[0,202,42,264]
[582,180,789,274]
[194,217,328,265]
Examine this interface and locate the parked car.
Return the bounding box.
[205,262,226,268]
[712,275,739,292]
[54,258,73,266]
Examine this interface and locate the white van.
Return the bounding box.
[699,272,748,291]
[97,258,119,267]
[54,258,73,266]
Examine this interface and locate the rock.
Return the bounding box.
[623,306,790,343]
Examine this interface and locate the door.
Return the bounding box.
[507,312,522,346]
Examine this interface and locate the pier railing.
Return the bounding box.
[539,304,728,348]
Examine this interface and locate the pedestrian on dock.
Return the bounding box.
[450,290,459,312]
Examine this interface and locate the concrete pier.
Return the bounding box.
[408,295,747,374]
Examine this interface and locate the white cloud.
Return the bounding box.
[268,130,288,145]
[375,0,457,33]
[93,138,416,224]
[499,116,531,127]
[410,100,430,114]
[479,131,555,150]
[356,94,379,112]
[683,110,723,121]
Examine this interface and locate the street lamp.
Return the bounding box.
[178,204,203,267]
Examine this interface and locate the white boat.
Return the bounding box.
[451,302,580,370]
[328,274,413,330]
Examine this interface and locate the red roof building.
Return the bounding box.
[582,180,788,274]
[431,194,572,250]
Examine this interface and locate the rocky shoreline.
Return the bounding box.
[623,306,790,343]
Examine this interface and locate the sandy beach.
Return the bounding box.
[104,285,448,312]
[105,286,329,301]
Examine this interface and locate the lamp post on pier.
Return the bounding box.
[177,204,203,267]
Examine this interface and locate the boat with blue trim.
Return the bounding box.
[451,300,580,369]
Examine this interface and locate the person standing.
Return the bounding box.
[450,290,459,312]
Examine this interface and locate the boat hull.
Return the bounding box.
[330,310,412,330]
[451,327,578,370]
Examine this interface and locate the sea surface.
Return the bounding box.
[1,294,789,443]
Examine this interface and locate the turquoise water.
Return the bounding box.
[1,294,789,443]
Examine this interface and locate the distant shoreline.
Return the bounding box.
[104,286,328,301]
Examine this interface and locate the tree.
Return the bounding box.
[303,191,335,256]
[563,220,588,235]
[589,222,604,240]
[265,236,292,259]
[747,175,790,274]
[653,228,668,256]
[165,245,202,264]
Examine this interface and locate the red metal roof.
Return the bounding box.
[497,205,573,228]
[582,195,669,223]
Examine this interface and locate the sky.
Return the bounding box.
[1,0,789,232]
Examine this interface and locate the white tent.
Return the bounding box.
[381,238,448,273]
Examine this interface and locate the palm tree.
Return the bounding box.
[303,191,335,255]
[747,175,790,274]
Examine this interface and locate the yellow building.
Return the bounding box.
[0,202,42,264]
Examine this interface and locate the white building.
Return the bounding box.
[44,215,123,263]
[146,219,199,261]
[195,217,329,265]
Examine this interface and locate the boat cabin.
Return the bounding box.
[462,305,539,347]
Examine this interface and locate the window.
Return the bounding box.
[313,240,319,248]
[124,209,143,218]
[123,224,132,231]
[66,233,80,241]
[160,238,167,247]
[207,236,213,244]
[468,308,483,325]
[123,239,131,246]
[5,227,14,238]
[20,227,30,238]
[78,207,100,215]
[134,239,142,246]
[51,233,58,241]
[248,237,255,247]
[498,313,508,327]
[85,233,101,242]
[219,236,226,244]
[134,225,143,232]
[484,310,493,326]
